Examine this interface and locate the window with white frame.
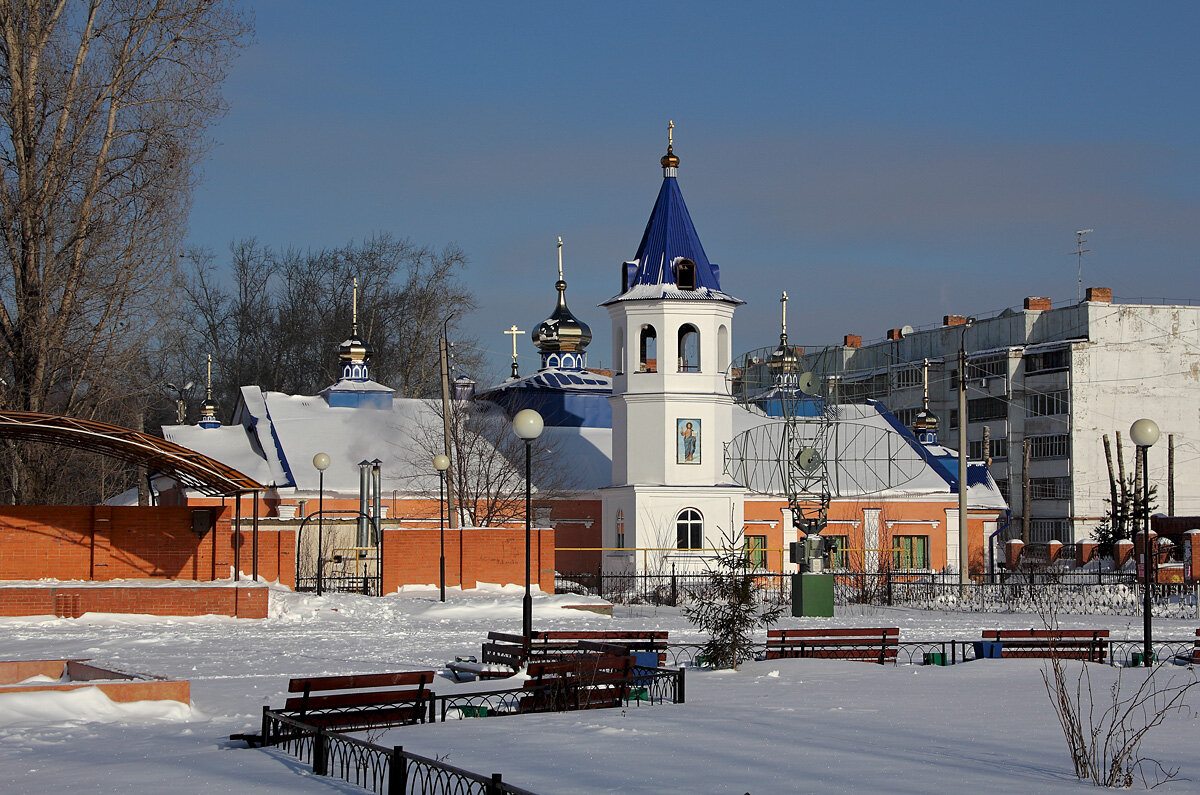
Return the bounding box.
[676,508,703,550]
[615,509,625,549]
[1030,477,1071,500]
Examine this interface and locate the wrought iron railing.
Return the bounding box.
[559,569,1198,617]
[262,709,537,795]
[258,665,686,795]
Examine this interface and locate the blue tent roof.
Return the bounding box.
[629,176,722,291]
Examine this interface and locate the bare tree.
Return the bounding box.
[410,398,574,529]
[0,1,250,502]
[172,234,478,412]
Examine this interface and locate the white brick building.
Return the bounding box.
[832,288,1200,543]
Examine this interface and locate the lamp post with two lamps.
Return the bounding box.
[512,409,544,643]
[434,453,451,602]
[1130,417,1160,667]
[312,452,331,596]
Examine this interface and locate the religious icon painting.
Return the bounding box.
[677,418,700,464]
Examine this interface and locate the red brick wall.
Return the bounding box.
[381,526,555,594]
[0,585,267,618]
[0,506,294,587]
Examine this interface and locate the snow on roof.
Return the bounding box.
[600,282,743,305]
[163,422,279,487]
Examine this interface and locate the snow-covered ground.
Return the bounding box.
[2,583,1198,793]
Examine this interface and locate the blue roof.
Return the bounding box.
[628,176,723,291]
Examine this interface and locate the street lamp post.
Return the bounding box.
[512,409,544,644]
[434,454,451,602]
[1130,418,1160,667]
[957,317,975,587]
[313,452,331,596]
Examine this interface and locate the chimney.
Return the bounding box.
[886,328,903,340]
[943,315,966,327]
[1023,296,1051,311]
[1084,286,1112,304]
[843,334,862,348]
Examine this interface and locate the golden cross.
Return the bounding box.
[668,120,674,148]
[505,324,525,361]
[557,236,564,281]
[780,291,789,334]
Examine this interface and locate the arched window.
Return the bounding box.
[677,324,700,372]
[639,325,657,372]
[718,324,730,372]
[676,508,703,549]
[675,258,696,290]
[614,326,625,375]
[616,509,625,549]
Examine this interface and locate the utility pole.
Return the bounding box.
[440,319,459,529]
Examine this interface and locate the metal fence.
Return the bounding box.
[258,666,685,794]
[558,569,1200,618]
[262,710,535,795]
[295,574,382,596]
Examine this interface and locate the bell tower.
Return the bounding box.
[600,125,746,570]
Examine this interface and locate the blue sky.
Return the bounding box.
[187,2,1200,384]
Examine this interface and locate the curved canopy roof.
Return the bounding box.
[0,411,265,496]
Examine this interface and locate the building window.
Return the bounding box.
[676,508,703,550]
[1030,477,1071,500]
[893,536,930,570]
[1029,434,1070,459]
[1024,348,1069,374]
[893,407,919,427]
[969,437,1008,460]
[969,355,1007,379]
[892,366,922,390]
[1026,390,1069,417]
[745,535,767,569]
[639,325,657,372]
[675,258,696,290]
[615,509,625,549]
[826,535,850,568]
[1030,519,1071,543]
[968,397,1007,422]
[718,325,730,372]
[677,324,700,372]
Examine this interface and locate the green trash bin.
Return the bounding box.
[791,573,834,617]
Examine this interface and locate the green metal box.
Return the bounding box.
[791,572,834,617]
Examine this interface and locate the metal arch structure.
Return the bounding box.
[0,410,264,496]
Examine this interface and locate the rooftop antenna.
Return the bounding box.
[504,324,525,379]
[1069,229,1092,303]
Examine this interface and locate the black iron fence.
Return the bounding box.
[262,710,535,795]
[559,569,1199,617]
[258,666,685,795]
[295,574,381,596]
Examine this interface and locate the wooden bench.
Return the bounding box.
[765,628,899,665]
[979,630,1109,662]
[281,671,436,730]
[519,654,635,713]
[447,630,669,681]
[447,633,529,681]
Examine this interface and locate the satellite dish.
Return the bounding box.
[795,447,822,472]
[900,325,914,338]
[797,371,818,395]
